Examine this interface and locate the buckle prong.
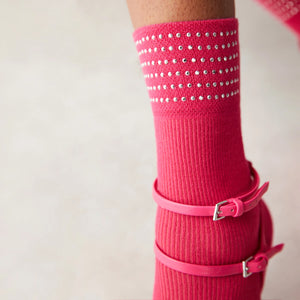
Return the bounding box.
[242,256,253,278]
[213,200,228,221]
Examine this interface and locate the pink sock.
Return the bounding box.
[255,0,300,40]
[133,18,281,300]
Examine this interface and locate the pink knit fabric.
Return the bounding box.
[255,0,300,39]
[133,18,275,300]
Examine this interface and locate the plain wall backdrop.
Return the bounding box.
[0,0,299,299]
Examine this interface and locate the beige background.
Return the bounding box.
[0,0,299,299]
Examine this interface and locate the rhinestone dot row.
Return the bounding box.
[150,89,239,102]
[144,65,239,79]
[147,78,239,91]
[138,41,238,56]
[135,30,238,45]
[141,53,238,67]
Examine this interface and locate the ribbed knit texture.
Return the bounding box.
[133,18,273,300]
[255,0,300,38]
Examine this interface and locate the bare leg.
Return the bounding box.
[126,0,235,29]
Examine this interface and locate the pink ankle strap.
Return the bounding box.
[152,161,269,221]
[154,241,284,278]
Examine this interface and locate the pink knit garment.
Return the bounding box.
[255,0,300,39]
[133,18,274,300]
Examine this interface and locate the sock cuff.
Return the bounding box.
[132,18,239,40]
[133,18,241,117]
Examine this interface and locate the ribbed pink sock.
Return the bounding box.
[255,0,300,39]
[133,18,276,300]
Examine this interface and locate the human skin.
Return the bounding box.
[126,0,235,29]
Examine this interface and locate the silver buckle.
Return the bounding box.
[242,256,253,278]
[213,200,228,221]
